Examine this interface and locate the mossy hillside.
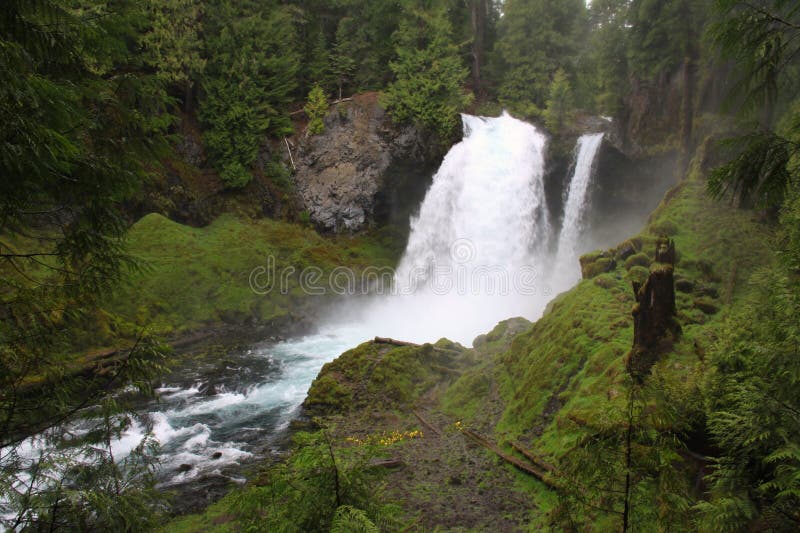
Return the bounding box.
[304,338,470,416]
[108,213,403,335]
[440,144,775,521]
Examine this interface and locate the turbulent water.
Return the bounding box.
[3,114,607,519]
[554,133,605,283]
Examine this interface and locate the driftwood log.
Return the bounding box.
[369,458,404,469]
[373,337,462,357]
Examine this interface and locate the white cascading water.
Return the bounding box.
[553,133,604,284]
[396,113,551,280]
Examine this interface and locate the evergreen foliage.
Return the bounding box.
[305,83,329,135]
[544,68,575,134]
[140,0,206,108]
[383,0,473,141]
[0,0,170,527]
[173,430,402,531]
[199,0,300,189]
[698,188,800,529]
[585,0,631,115]
[706,0,800,207]
[494,0,586,117]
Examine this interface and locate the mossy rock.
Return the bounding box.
[305,373,354,414]
[679,308,707,325]
[580,253,617,279]
[613,238,642,261]
[593,274,616,289]
[695,284,720,298]
[624,252,651,270]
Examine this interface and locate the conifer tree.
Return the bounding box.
[305,83,329,135]
[140,0,206,110]
[494,0,586,116]
[0,0,170,527]
[544,68,574,133]
[383,0,473,141]
[200,1,300,188]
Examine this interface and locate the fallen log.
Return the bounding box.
[374,336,419,347]
[510,441,556,473]
[369,458,404,469]
[462,429,555,487]
[373,337,463,357]
[412,409,442,437]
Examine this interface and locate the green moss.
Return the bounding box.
[306,340,468,417]
[624,252,651,270]
[304,374,354,411]
[627,265,650,285]
[108,214,399,335]
[579,251,618,279]
[649,219,678,236]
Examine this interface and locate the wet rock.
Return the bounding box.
[177,463,193,473]
[211,451,223,460]
[198,383,217,396]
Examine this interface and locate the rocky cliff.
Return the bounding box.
[292,93,440,233]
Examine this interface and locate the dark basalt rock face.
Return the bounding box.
[293,93,441,233]
[626,237,681,381]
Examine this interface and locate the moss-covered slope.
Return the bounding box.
[108,213,403,336]
[163,144,776,531]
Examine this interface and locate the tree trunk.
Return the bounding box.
[470,0,486,96]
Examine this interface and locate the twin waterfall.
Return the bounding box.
[357,113,604,345]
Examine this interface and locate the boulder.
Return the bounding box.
[292,93,439,233]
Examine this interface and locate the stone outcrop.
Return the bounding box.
[626,237,681,380]
[291,93,439,233]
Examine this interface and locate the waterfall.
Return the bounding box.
[350,113,553,345]
[553,133,604,281]
[395,112,551,288]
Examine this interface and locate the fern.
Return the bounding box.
[330,506,380,533]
